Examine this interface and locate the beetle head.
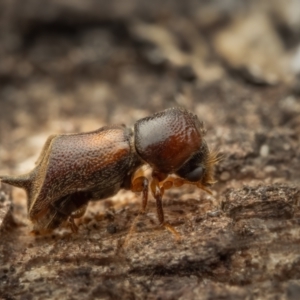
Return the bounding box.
[175,140,219,187]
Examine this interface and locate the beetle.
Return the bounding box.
[0,107,219,234]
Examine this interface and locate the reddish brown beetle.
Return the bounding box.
[0,107,218,234]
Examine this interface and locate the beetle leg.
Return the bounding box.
[67,204,88,233]
[151,175,181,241]
[68,217,79,233]
[161,177,212,195]
[151,176,165,224]
[196,182,213,194]
[45,192,90,232]
[123,176,149,246]
[131,176,149,213]
[160,177,184,190]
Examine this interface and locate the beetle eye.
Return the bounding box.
[182,166,204,182]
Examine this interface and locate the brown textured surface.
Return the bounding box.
[1,0,300,299]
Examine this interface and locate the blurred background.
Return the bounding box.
[0,0,300,182]
[1,2,300,299]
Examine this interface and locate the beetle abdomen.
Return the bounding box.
[27,125,137,220]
